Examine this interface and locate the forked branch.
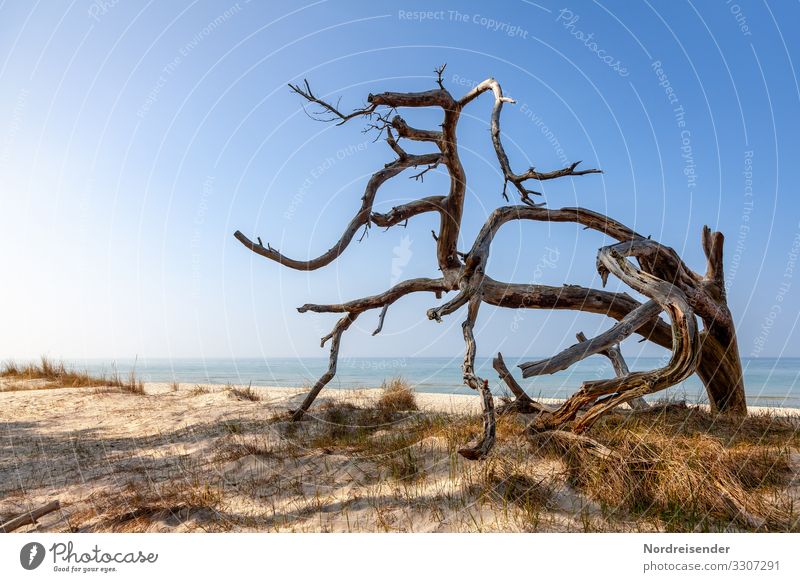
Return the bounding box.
[459,78,601,205]
[234,152,440,271]
[237,71,746,457]
[289,79,376,124]
[533,245,701,433]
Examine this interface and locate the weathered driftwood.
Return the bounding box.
[518,303,661,377]
[575,331,649,411]
[290,314,357,422]
[0,500,60,533]
[235,68,747,457]
[457,296,496,460]
[493,352,555,415]
[531,245,702,433]
[526,429,622,461]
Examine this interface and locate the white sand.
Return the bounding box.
[147,382,798,417]
[1,379,798,533]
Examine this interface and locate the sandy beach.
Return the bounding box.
[2,377,799,533]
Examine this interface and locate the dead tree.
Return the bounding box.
[235,67,747,458]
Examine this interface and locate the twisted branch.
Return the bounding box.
[237,71,746,454]
[457,295,496,460]
[534,245,701,433]
[576,331,649,410]
[519,300,663,377]
[494,353,554,415]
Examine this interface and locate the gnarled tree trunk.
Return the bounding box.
[235,67,747,458]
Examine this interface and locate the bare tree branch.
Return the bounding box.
[391,116,443,142]
[519,300,663,377]
[288,79,377,125]
[0,500,61,533]
[298,277,447,314]
[291,313,358,421]
[234,152,440,271]
[434,63,447,90]
[370,196,446,228]
[368,88,456,109]
[576,331,649,411]
[237,70,747,447]
[457,295,496,459]
[533,245,701,433]
[493,352,555,415]
[459,78,601,205]
[482,278,674,348]
[372,305,389,336]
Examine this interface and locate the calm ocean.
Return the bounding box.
[67,356,800,409]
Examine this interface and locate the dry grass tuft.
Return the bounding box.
[226,382,261,402]
[376,377,417,413]
[382,448,423,482]
[480,457,555,513]
[279,399,441,458]
[189,385,211,396]
[727,446,793,489]
[527,406,800,531]
[2,356,145,394]
[87,479,225,532]
[304,401,371,449]
[3,356,102,388]
[108,370,146,395]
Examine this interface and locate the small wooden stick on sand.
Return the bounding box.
[0,500,61,533]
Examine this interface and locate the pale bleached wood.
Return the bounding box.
[457,296,496,460]
[290,314,357,421]
[536,245,701,433]
[235,72,747,451]
[518,301,662,378]
[0,500,60,533]
[575,332,649,411]
[493,353,555,415]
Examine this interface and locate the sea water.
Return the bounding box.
[67,356,800,409]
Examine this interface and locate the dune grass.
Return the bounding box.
[376,377,417,413]
[3,372,798,532]
[226,382,261,402]
[81,479,225,533]
[527,404,800,531]
[1,356,145,394]
[188,384,212,396]
[265,400,799,531]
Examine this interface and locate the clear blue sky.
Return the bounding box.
[1,0,798,362]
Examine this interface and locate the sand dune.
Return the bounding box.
[2,379,799,533]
